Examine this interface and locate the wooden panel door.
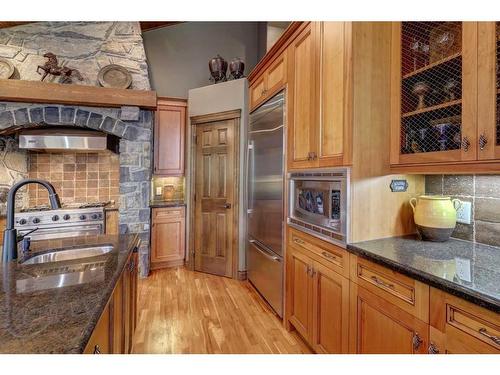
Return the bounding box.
[151,207,186,267]
[154,99,186,176]
[311,260,349,353]
[477,22,500,160]
[350,283,429,354]
[286,248,312,341]
[390,22,478,166]
[194,119,236,277]
[319,22,348,167]
[287,22,319,169]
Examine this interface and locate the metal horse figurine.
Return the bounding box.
[36,52,84,84]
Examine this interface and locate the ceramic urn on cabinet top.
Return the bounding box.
[409,195,462,242]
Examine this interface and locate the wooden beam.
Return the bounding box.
[140,22,183,32]
[0,79,157,109]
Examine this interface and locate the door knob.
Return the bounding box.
[224,203,232,209]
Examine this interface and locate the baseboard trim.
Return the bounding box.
[237,270,247,280]
[150,259,185,270]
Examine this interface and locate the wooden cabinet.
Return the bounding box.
[429,287,500,354]
[154,98,186,176]
[84,251,138,354]
[286,229,350,353]
[390,22,500,172]
[287,22,350,170]
[249,52,287,111]
[105,209,119,235]
[349,282,429,354]
[151,206,186,269]
[84,303,111,354]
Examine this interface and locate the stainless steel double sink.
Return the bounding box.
[20,245,114,265]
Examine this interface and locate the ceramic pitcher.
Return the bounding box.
[409,195,462,242]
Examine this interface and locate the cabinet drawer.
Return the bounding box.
[430,288,500,352]
[350,255,429,322]
[152,206,185,220]
[288,227,349,278]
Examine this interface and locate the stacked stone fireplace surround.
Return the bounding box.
[0,22,154,276]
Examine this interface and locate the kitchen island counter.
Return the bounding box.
[347,235,500,313]
[0,233,139,353]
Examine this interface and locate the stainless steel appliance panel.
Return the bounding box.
[247,91,284,256]
[247,240,283,317]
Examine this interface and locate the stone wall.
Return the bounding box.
[0,22,150,90]
[425,174,500,247]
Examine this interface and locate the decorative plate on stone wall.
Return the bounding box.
[98,64,132,89]
[0,58,15,79]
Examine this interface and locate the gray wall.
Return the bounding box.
[143,22,264,98]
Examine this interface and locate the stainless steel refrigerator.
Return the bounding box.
[247,91,285,317]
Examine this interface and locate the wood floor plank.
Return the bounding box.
[132,267,311,354]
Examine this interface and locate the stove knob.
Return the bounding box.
[32,218,40,224]
[79,214,87,220]
[63,214,70,221]
[91,214,98,220]
[52,215,59,222]
[19,219,27,225]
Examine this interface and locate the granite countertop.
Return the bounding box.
[149,200,186,208]
[347,235,500,313]
[0,233,139,353]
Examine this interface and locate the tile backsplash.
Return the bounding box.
[151,176,185,202]
[28,151,120,206]
[425,174,500,247]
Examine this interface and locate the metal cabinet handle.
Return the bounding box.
[370,275,395,289]
[293,238,305,245]
[428,343,440,354]
[224,203,232,209]
[479,134,488,150]
[412,333,423,351]
[479,328,500,345]
[94,345,101,354]
[129,259,135,272]
[461,136,471,152]
[321,251,337,261]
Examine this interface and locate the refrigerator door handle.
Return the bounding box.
[249,240,281,262]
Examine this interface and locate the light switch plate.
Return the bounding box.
[156,186,162,196]
[456,200,472,224]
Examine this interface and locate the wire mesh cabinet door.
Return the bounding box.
[477,22,500,161]
[390,22,478,166]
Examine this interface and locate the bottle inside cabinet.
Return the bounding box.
[400,22,464,155]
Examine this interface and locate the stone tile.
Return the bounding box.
[75,110,90,127]
[29,107,44,123]
[60,107,75,124]
[475,175,500,198]
[13,108,29,125]
[44,106,60,124]
[451,222,474,242]
[443,175,474,197]
[475,198,500,223]
[475,220,500,247]
[0,111,14,129]
[100,117,116,133]
[87,112,103,129]
[425,175,443,195]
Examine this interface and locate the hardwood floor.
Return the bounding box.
[132,267,311,354]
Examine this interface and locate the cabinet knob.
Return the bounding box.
[428,343,440,354]
[412,332,423,351]
[461,136,471,152]
[93,345,101,354]
[479,134,488,150]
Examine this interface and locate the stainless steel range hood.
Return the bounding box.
[18,128,119,153]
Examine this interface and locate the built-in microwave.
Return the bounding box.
[288,169,349,246]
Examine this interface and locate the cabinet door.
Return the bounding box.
[477,22,500,160]
[151,211,186,265]
[131,252,138,338]
[112,276,124,353]
[287,22,319,169]
[350,283,429,354]
[266,52,287,98]
[286,248,313,340]
[390,22,478,165]
[84,304,111,354]
[123,257,132,354]
[311,260,349,353]
[154,101,186,176]
[250,75,267,111]
[319,22,348,167]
